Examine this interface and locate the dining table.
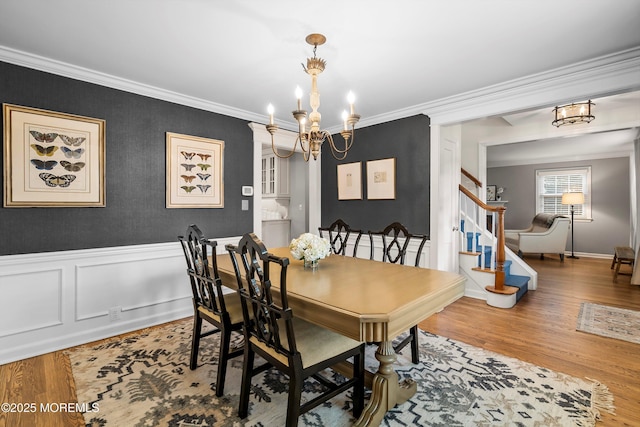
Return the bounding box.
[215,246,466,427]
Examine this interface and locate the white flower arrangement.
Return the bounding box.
[289,233,331,262]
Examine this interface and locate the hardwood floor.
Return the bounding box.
[1,256,638,426]
[421,256,640,427]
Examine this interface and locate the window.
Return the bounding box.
[536,167,591,220]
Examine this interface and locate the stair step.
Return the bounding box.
[505,274,529,301]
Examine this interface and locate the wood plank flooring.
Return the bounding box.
[421,256,640,427]
[1,255,638,426]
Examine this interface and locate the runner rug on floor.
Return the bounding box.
[67,318,614,427]
[577,302,640,344]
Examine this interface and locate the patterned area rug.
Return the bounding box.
[577,302,640,344]
[67,318,614,427]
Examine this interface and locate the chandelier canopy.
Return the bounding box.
[552,101,595,127]
[266,33,360,161]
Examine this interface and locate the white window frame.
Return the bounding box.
[535,167,592,220]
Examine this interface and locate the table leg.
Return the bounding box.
[354,341,417,427]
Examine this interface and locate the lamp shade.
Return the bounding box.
[562,192,585,205]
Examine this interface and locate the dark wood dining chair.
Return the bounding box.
[318,218,362,257]
[368,222,428,364]
[226,233,365,427]
[178,224,244,396]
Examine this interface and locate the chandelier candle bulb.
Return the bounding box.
[342,110,348,130]
[348,91,356,115]
[295,86,303,110]
[267,104,274,125]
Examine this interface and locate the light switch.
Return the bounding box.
[241,200,249,211]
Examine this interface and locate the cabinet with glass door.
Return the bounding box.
[261,151,289,198]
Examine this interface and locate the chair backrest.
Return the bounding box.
[369,222,428,267]
[226,233,298,359]
[531,213,567,232]
[318,218,362,257]
[178,224,228,316]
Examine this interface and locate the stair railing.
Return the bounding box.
[459,184,508,292]
[461,167,482,189]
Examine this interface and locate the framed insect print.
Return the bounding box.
[166,132,224,208]
[3,104,105,207]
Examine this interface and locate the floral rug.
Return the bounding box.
[67,318,614,426]
[577,302,640,344]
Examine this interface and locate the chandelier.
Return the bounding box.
[552,100,595,127]
[266,33,360,161]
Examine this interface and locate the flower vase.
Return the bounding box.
[304,258,319,271]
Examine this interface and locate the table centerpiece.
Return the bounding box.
[289,233,331,270]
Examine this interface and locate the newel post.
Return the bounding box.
[494,207,506,291]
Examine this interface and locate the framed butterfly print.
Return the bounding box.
[166,132,224,208]
[3,104,105,207]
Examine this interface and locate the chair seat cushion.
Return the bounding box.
[251,318,361,369]
[197,290,244,325]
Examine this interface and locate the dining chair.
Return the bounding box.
[226,233,365,427]
[178,224,244,397]
[318,218,362,257]
[368,222,428,364]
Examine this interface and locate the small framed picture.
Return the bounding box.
[487,185,497,201]
[366,158,396,200]
[166,132,224,208]
[337,162,362,200]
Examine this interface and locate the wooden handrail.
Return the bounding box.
[461,168,482,188]
[459,184,513,294]
[459,185,505,213]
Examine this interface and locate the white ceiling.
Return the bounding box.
[485,91,640,167]
[0,0,639,165]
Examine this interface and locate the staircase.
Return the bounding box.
[458,169,536,308]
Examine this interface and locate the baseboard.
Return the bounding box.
[564,251,613,260]
[1,307,192,365]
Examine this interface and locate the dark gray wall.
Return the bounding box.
[321,115,430,235]
[0,61,254,255]
[488,157,631,255]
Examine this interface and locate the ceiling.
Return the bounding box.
[1,0,639,133]
[485,91,640,167]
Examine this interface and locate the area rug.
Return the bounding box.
[67,318,614,427]
[577,302,640,344]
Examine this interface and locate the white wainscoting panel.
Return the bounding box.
[0,236,241,365]
[0,268,62,337]
[75,254,187,321]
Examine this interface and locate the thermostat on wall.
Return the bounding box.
[242,186,254,196]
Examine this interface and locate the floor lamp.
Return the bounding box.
[562,192,585,259]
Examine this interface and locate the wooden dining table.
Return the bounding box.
[215,246,466,427]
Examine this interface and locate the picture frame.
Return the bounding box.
[487,185,497,201]
[166,132,224,208]
[3,104,105,207]
[337,162,362,200]
[366,157,396,200]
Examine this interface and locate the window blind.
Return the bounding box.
[536,167,591,218]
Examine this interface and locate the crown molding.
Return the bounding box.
[332,47,640,132]
[2,44,639,130]
[0,45,268,124]
[423,47,640,125]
